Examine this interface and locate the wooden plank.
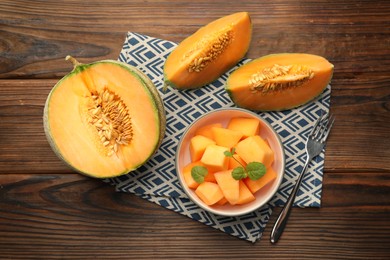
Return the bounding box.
[0,173,389,259]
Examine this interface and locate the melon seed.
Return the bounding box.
[186,27,234,73]
[249,64,315,93]
[86,87,133,156]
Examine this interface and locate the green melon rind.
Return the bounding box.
[43,59,165,178]
[225,53,334,112]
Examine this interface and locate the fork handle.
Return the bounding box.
[270,157,311,244]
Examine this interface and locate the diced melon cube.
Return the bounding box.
[189,135,216,162]
[211,127,243,148]
[182,161,216,189]
[200,144,229,172]
[235,135,274,168]
[227,117,260,138]
[228,154,246,170]
[195,182,224,206]
[214,170,239,205]
[243,167,277,194]
[195,123,222,140]
[216,196,228,206]
[237,180,256,205]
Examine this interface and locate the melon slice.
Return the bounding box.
[211,127,243,148]
[237,180,256,204]
[195,182,224,206]
[227,117,260,138]
[195,123,222,140]
[235,135,274,168]
[243,167,277,194]
[214,170,240,205]
[189,135,216,162]
[200,144,229,172]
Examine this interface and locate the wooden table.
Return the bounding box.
[1,1,389,259]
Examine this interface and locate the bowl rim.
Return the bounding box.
[175,107,285,217]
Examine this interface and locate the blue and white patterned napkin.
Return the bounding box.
[106,32,331,242]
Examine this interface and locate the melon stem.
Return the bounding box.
[65,55,81,69]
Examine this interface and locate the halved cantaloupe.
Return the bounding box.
[44,56,165,178]
[226,53,334,111]
[235,135,274,168]
[164,12,252,89]
[243,167,277,194]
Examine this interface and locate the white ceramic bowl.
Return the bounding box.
[175,108,285,216]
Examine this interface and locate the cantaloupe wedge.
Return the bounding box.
[214,170,239,205]
[201,144,229,172]
[235,135,274,168]
[211,127,243,148]
[195,182,224,206]
[227,117,260,138]
[243,167,277,194]
[189,135,216,162]
[195,123,222,140]
[216,197,228,206]
[237,180,256,204]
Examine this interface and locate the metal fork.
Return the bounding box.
[270,112,335,244]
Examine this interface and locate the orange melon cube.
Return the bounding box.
[189,135,216,162]
[182,161,216,189]
[195,123,222,140]
[235,135,274,168]
[216,196,228,206]
[211,127,243,148]
[214,170,240,205]
[227,117,260,138]
[237,180,256,205]
[243,167,277,194]
[195,182,224,206]
[200,144,229,172]
[228,154,246,170]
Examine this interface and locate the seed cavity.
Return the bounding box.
[86,87,133,156]
[184,26,234,73]
[249,64,315,93]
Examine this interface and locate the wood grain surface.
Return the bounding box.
[1,0,389,259]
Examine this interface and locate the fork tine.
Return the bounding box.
[322,115,335,142]
[310,112,326,136]
[312,112,329,139]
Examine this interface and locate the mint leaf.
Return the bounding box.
[246,162,266,180]
[231,167,247,180]
[191,166,208,184]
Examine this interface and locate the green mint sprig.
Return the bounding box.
[224,148,266,181]
[191,165,208,184]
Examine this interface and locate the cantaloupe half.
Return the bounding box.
[44,56,165,178]
[164,12,252,90]
[226,53,334,111]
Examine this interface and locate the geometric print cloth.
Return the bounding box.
[105,32,331,243]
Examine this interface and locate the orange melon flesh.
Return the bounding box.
[211,127,243,148]
[235,135,274,168]
[44,61,162,178]
[226,53,334,111]
[164,12,252,89]
[228,154,246,170]
[189,135,216,162]
[200,144,229,172]
[195,123,222,139]
[243,167,277,194]
[214,170,240,205]
[237,180,256,205]
[227,117,260,138]
[195,182,224,206]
